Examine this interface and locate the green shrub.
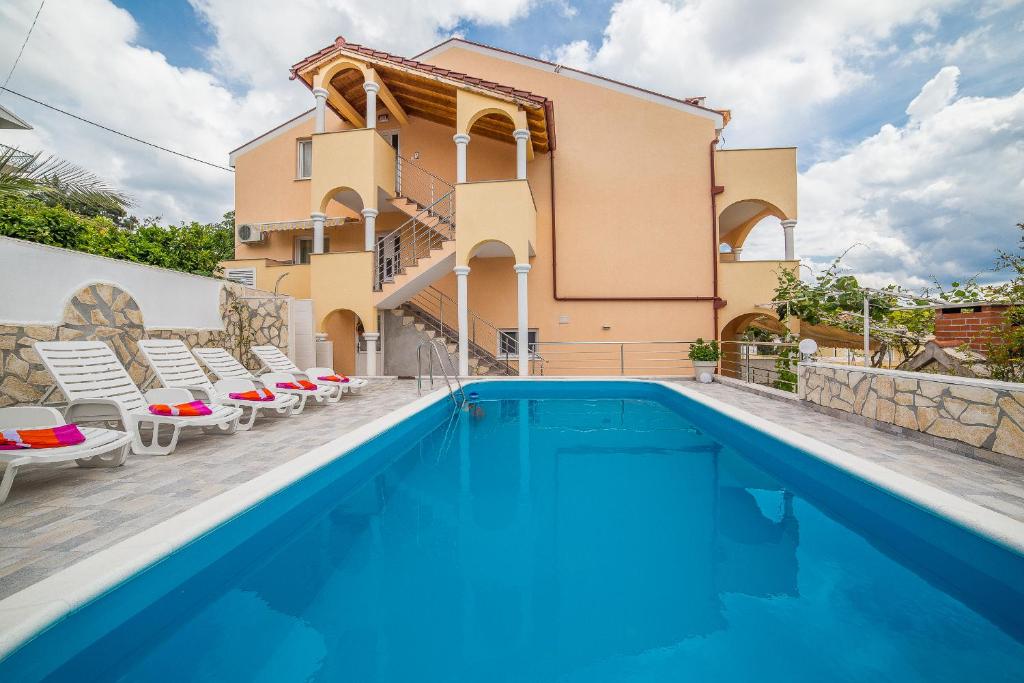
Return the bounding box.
[688,338,720,362]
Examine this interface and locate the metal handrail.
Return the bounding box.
[719,339,799,391]
[417,338,464,407]
[531,340,698,376]
[374,193,455,289]
[395,154,455,208]
[408,286,547,375]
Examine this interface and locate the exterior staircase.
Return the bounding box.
[390,287,518,376]
[374,156,457,309]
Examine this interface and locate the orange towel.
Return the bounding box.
[276,380,318,391]
[317,374,350,383]
[148,401,213,417]
[229,388,276,402]
[0,424,86,450]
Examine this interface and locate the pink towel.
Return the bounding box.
[148,401,213,417]
[0,424,86,450]
[317,374,350,383]
[276,380,318,391]
[229,388,276,402]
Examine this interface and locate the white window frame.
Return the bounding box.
[294,236,330,264]
[296,138,313,179]
[498,328,539,359]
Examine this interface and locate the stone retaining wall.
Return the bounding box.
[798,362,1024,460]
[0,282,288,408]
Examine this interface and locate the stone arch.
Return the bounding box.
[60,282,150,387]
[321,308,365,375]
[718,199,788,251]
[466,107,517,134]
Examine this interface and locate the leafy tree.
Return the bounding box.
[0,195,234,277]
[772,251,933,367]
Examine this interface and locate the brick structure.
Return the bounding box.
[933,303,1010,353]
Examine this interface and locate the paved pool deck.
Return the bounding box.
[1,377,1023,601]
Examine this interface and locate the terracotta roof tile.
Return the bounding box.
[290,36,551,108]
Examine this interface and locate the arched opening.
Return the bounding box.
[467,111,517,182]
[718,199,787,260]
[326,65,368,120]
[719,311,789,384]
[319,185,364,215]
[321,308,364,375]
[467,238,516,261]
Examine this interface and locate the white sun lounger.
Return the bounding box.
[137,339,300,430]
[250,345,368,402]
[191,347,332,413]
[34,341,242,456]
[0,406,131,505]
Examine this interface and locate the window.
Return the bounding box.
[295,237,330,264]
[499,329,538,358]
[297,139,312,179]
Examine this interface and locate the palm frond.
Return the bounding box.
[0,144,130,211]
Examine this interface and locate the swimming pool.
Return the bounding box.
[1,380,1023,680]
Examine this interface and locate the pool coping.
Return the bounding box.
[1,377,1023,661]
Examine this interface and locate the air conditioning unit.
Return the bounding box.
[237,224,264,243]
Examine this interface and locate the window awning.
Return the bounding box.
[244,216,353,233]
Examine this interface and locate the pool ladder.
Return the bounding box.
[417,338,465,409]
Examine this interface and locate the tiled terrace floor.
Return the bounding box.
[1,377,1023,602]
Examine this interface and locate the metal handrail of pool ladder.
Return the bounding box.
[417,338,464,408]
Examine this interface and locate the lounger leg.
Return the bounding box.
[290,394,307,415]
[131,420,179,456]
[236,405,258,431]
[0,458,28,506]
[76,442,129,468]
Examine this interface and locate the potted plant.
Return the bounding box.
[688,338,719,379]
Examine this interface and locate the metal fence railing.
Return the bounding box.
[531,341,699,376]
[719,340,799,392]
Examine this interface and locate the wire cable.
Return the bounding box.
[1,86,234,172]
[2,0,46,90]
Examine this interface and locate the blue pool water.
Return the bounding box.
[3,381,1024,681]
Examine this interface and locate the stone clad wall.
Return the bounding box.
[798,362,1024,460]
[0,282,288,408]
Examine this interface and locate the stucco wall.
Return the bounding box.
[798,362,1024,460]
[0,237,223,329]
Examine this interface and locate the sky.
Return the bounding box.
[0,0,1022,291]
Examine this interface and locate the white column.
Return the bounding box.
[781,219,797,260]
[453,133,470,183]
[361,208,378,251]
[732,246,743,261]
[455,265,470,376]
[363,82,380,129]
[513,129,529,180]
[364,332,379,375]
[514,263,531,376]
[311,212,326,254]
[312,88,328,134]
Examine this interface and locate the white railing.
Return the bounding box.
[719,340,799,392]
[531,340,701,376]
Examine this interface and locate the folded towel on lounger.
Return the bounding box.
[317,374,350,383]
[0,423,87,450]
[228,388,276,402]
[148,400,213,417]
[276,380,318,391]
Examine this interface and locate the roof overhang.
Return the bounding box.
[415,38,728,129]
[290,37,553,153]
[0,103,31,130]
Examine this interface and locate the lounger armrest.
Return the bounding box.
[144,388,197,405]
[64,398,129,427]
[178,384,216,403]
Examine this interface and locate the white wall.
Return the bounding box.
[0,237,225,329]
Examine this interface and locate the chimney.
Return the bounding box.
[933,303,1011,353]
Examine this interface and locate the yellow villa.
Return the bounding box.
[221,36,798,377]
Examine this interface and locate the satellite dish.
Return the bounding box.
[798,338,819,356]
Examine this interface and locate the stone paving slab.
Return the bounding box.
[2,378,1023,602]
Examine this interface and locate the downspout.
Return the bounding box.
[710,136,722,340]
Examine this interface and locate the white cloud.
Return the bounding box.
[744,68,1024,289]
[0,0,537,223]
[545,0,965,145]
